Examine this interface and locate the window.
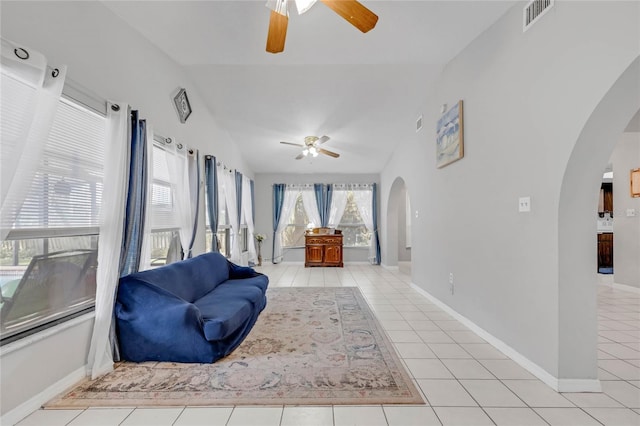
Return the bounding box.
[148,142,180,266]
[204,188,230,257]
[1,97,105,342]
[205,167,249,259]
[337,191,371,248]
[280,186,372,249]
[282,192,310,248]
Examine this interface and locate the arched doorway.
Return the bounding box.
[386,177,412,273]
[557,57,639,388]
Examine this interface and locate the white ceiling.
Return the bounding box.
[104,0,516,174]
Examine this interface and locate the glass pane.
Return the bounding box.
[149,230,178,267]
[339,225,371,247]
[289,193,309,225]
[0,236,97,341]
[205,227,213,252]
[339,192,364,224]
[217,228,229,258]
[283,224,306,247]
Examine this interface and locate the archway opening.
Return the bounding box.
[386,177,411,273]
[557,57,639,387]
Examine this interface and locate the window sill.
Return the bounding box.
[0,311,95,357]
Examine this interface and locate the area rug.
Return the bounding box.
[46,287,424,407]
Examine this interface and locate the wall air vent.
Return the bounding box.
[416,114,423,132]
[523,0,554,32]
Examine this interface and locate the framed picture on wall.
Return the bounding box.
[436,100,464,168]
[173,88,192,123]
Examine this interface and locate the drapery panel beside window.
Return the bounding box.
[87,102,129,379]
[242,175,257,263]
[204,156,219,252]
[221,168,240,262]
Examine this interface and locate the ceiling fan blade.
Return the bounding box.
[280,141,304,147]
[295,153,305,160]
[266,10,288,53]
[319,0,378,33]
[317,135,330,145]
[319,148,340,158]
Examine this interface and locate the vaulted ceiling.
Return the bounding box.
[104,1,516,174]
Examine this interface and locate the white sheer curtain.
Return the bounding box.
[222,169,240,263]
[301,186,321,229]
[166,139,194,259]
[352,188,377,263]
[0,39,66,241]
[273,187,299,263]
[138,124,154,271]
[328,186,348,228]
[242,175,257,263]
[87,102,129,379]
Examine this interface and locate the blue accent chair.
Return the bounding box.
[115,252,268,363]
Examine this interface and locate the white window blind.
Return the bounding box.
[150,143,179,230]
[2,96,105,233]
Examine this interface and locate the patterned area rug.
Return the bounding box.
[47,287,424,407]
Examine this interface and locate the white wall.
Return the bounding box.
[0,1,253,417]
[611,132,640,288]
[0,316,93,420]
[381,1,639,387]
[254,173,379,264]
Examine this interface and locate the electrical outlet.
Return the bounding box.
[519,196,531,213]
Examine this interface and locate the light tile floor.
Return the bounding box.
[15,265,640,426]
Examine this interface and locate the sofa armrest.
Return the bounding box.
[115,279,214,362]
[227,260,261,279]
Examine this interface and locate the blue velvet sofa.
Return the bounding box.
[115,252,268,363]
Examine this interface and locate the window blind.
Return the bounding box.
[2,96,105,232]
[150,144,179,231]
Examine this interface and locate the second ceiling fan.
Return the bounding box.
[280,135,340,160]
[266,0,378,53]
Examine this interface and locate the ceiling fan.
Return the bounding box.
[266,0,378,54]
[280,135,340,160]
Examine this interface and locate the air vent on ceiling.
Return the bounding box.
[416,114,423,132]
[523,0,554,32]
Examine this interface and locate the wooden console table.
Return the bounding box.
[305,228,343,267]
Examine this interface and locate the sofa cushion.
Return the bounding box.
[195,297,251,341]
[194,282,266,340]
[122,252,230,302]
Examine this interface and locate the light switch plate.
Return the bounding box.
[519,196,531,213]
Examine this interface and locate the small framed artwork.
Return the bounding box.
[436,100,464,168]
[631,168,640,197]
[173,88,192,123]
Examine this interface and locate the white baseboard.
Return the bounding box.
[410,283,602,393]
[557,379,602,393]
[612,282,640,294]
[1,366,87,426]
[381,264,399,271]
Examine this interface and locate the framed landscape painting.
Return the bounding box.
[436,100,464,168]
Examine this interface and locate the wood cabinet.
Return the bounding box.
[305,230,343,267]
[597,233,613,271]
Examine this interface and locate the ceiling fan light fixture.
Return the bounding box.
[295,0,317,14]
[266,0,289,16]
[303,148,309,156]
